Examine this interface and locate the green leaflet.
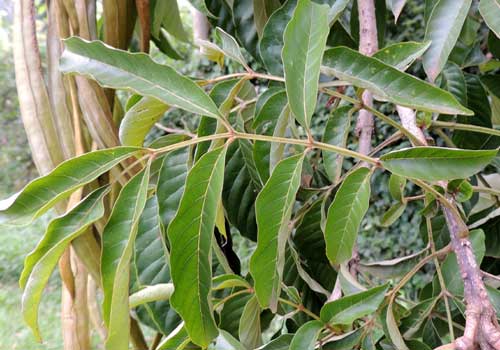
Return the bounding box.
[157,148,189,231]
[215,27,250,70]
[380,147,498,181]
[250,153,305,311]
[320,284,389,325]
[422,0,472,81]
[119,96,169,146]
[238,295,262,349]
[289,320,324,350]
[259,0,297,75]
[324,168,372,265]
[130,196,181,335]
[322,105,352,183]
[388,174,406,202]
[372,41,431,71]
[20,186,109,341]
[152,0,189,42]
[259,334,294,349]
[232,1,260,59]
[253,89,287,129]
[101,166,151,350]
[282,0,329,129]
[321,47,473,115]
[480,0,500,38]
[60,38,222,120]
[440,62,467,107]
[253,0,281,37]
[167,145,227,348]
[380,202,407,227]
[223,142,258,241]
[0,147,140,226]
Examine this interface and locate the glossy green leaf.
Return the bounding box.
[289,320,323,350]
[101,166,150,350]
[480,0,500,38]
[253,0,281,37]
[167,146,227,348]
[440,62,467,107]
[260,0,296,75]
[60,37,222,119]
[270,105,293,171]
[422,0,472,81]
[381,147,498,181]
[321,47,473,115]
[157,148,189,230]
[238,295,262,349]
[250,153,304,311]
[454,74,499,150]
[293,199,337,292]
[215,27,250,70]
[232,1,260,59]
[320,284,389,325]
[282,0,329,129]
[324,167,372,265]
[373,41,431,71]
[223,142,258,241]
[253,89,287,129]
[0,147,140,226]
[380,202,407,227]
[388,174,406,202]
[322,105,352,183]
[130,196,181,335]
[21,187,109,341]
[119,96,168,146]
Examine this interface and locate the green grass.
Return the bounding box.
[0,214,65,350]
[0,282,63,350]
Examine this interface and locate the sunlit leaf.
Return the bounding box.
[320,284,389,325]
[167,145,227,347]
[61,37,222,119]
[422,0,472,81]
[479,0,500,39]
[322,105,352,184]
[381,147,498,181]
[250,153,305,311]
[101,165,151,350]
[290,320,323,350]
[21,187,109,341]
[283,0,329,129]
[373,41,431,71]
[0,147,140,226]
[119,96,168,146]
[322,47,473,115]
[324,168,372,265]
